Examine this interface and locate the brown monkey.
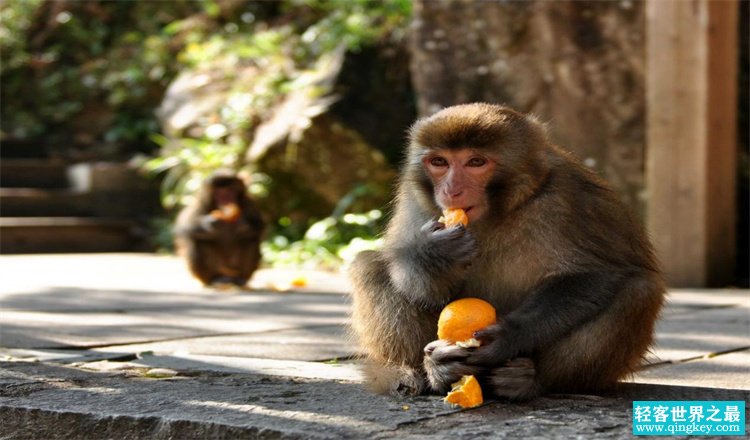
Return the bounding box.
[175,171,265,287]
[349,103,665,400]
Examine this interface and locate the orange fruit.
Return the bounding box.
[437,298,497,343]
[291,275,308,287]
[444,374,483,408]
[211,203,241,222]
[439,208,469,228]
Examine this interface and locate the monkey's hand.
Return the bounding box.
[420,220,478,270]
[199,214,223,231]
[387,221,477,309]
[464,323,522,368]
[178,215,224,240]
[423,339,483,394]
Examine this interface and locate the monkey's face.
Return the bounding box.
[408,103,549,221]
[213,186,239,207]
[422,148,497,222]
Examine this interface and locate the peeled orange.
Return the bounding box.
[437,298,497,343]
[439,208,469,228]
[444,374,483,408]
[211,203,241,222]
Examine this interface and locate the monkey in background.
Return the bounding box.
[175,171,265,288]
[349,103,665,400]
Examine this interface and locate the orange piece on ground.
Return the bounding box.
[437,298,497,343]
[444,374,484,408]
[291,275,308,287]
[439,208,469,228]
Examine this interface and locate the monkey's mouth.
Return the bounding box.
[457,207,474,218]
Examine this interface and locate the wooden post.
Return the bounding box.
[646,0,738,287]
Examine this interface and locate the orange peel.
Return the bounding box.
[444,374,483,408]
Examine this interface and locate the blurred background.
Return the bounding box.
[0,0,747,288]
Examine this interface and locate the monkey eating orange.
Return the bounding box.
[437,297,497,344]
[439,208,469,228]
[348,103,666,401]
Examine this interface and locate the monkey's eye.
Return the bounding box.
[429,156,449,167]
[467,157,488,167]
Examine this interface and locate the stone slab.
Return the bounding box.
[646,314,750,364]
[2,361,748,440]
[1,348,135,364]
[1,290,350,349]
[0,254,350,299]
[664,289,749,309]
[1,348,361,381]
[373,384,750,439]
[2,254,750,438]
[79,353,364,381]
[633,349,750,390]
[0,361,452,439]
[90,325,357,362]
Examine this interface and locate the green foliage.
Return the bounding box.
[141,134,250,208]
[142,0,410,210]
[3,0,409,269]
[263,209,385,270]
[0,0,198,153]
[289,0,412,54]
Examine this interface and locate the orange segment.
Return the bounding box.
[291,275,308,287]
[439,208,469,228]
[211,203,241,222]
[444,374,483,408]
[437,298,497,343]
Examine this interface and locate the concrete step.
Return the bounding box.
[0,217,139,253]
[0,139,50,159]
[0,159,70,189]
[0,188,94,217]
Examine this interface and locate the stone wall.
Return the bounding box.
[410,0,646,214]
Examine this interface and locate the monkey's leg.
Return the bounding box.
[217,240,260,287]
[187,242,221,286]
[489,275,663,400]
[230,241,261,286]
[536,275,663,394]
[349,251,438,396]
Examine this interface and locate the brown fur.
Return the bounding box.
[349,103,665,400]
[175,171,265,287]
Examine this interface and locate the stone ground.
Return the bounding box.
[0,253,748,439]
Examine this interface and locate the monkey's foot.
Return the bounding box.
[208,276,248,290]
[488,357,541,401]
[362,362,425,397]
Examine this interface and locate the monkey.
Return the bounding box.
[175,171,265,288]
[349,103,665,401]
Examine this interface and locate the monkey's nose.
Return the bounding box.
[424,345,435,355]
[443,185,463,198]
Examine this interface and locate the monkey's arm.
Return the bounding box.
[385,222,476,310]
[174,214,224,240]
[233,209,265,240]
[467,271,632,365]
